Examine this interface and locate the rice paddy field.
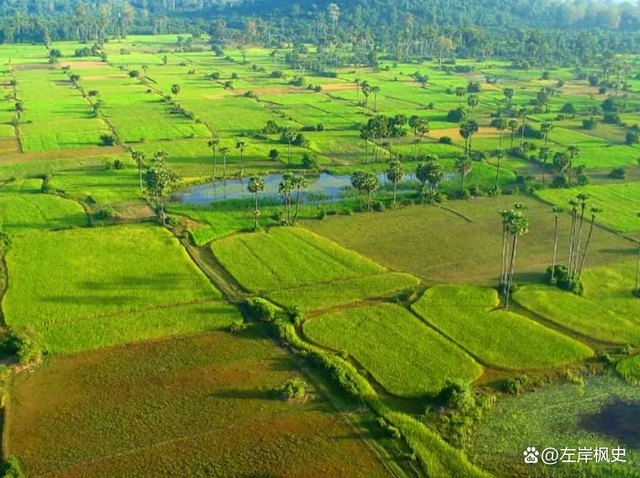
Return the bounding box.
[2,35,640,478]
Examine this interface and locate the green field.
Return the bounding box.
[6,328,391,477]
[268,272,420,312]
[412,285,593,369]
[303,303,483,397]
[3,224,221,352]
[536,183,640,232]
[304,195,632,285]
[212,227,385,292]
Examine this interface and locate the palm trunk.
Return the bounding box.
[367,191,372,211]
[567,209,577,278]
[505,234,519,308]
[635,242,640,296]
[499,130,503,150]
[572,206,587,284]
[510,131,515,149]
[212,150,217,180]
[254,192,259,230]
[500,223,507,285]
[293,187,302,224]
[495,156,501,189]
[159,201,165,225]
[520,118,526,148]
[551,215,559,283]
[576,216,596,281]
[240,151,244,178]
[138,164,143,193]
[393,182,397,205]
[223,156,227,179]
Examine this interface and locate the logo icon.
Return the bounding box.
[524,447,540,464]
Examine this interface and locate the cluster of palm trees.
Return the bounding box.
[360,114,417,163]
[246,172,309,230]
[206,137,248,180]
[131,149,177,225]
[355,79,381,112]
[549,194,602,291]
[499,204,530,308]
[350,170,381,211]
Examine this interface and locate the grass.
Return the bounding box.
[0,191,87,235]
[513,285,640,345]
[212,227,385,292]
[617,355,640,384]
[303,303,482,397]
[4,224,220,332]
[412,285,593,369]
[6,327,391,477]
[303,196,631,285]
[268,272,421,312]
[536,182,640,232]
[467,375,640,478]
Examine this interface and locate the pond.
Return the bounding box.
[174,172,452,205]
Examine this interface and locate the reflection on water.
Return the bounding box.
[175,172,450,205]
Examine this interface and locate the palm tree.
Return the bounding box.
[354,78,360,103]
[220,146,230,179]
[386,159,404,205]
[351,170,366,211]
[361,82,372,110]
[491,118,507,150]
[415,120,430,156]
[576,206,602,282]
[142,64,148,77]
[207,137,220,180]
[247,175,266,230]
[455,87,466,106]
[550,206,564,284]
[131,149,145,193]
[499,209,512,288]
[495,149,505,190]
[540,121,554,147]
[361,172,380,211]
[538,147,550,185]
[467,94,479,115]
[571,193,590,285]
[282,127,298,165]
[567,145,580,184]
[504,209,529,308]
[567,198,580,282]
[503,88,515,107]
[291,174,308,224]
[508,120,518,149]
[171,84,181,105]
[416,155,443,199]
[460,119,479,154]
[236,140,247,177]
[372,86,380,112]
[518,107,529,149]
[455,154,473,192]
[278,172,294,224]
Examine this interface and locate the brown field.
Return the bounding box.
[6,328,392,478]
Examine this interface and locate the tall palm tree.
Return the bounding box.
[278,172,294,224]
[460,119,479,155]
[236,140,247,177]
[518,107,529,149]
[171,84,181,105]
[372,86,381,112]
[282,127,298,165]
[220,146,230,179]
[131,149,146,193]
[567,198,580,282]
[504,209,529,308]
[571,193,590,285]
[491,118,507,150]
[538,147,550,185]
[416,120,430,156]
[386,159,404,205]
[361,82,372,110]
[508,120,518,149]
[503,87,515,107]
[207,137,220,180]
[567,145,580,185]
[499,209,512,288]
[467,94,479,116]
[495,149,505,190]
[540,121,554,147]
[550,206,564,284]
[291,174,308,224]
[455,154,473,192]
[247,175,265,230]
[455,87,466,106]
[576,206,602,282]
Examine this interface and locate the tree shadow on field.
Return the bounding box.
[579,399,640,449]
[512,271,545,284]
[79,273,192,290]
[598,248,638,257]
[43,294,140,305]
[211,389,280,401]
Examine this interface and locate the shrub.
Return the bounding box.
[504,374,529,394]
[609,167,626,180]
[87,90,99,97]
[400,197,414,206]
[559,102,577,114]
[99,134,116,146]
[604,112,621,125]
[275,378,307,400]
[317,209,327,220]
[582,117,598,130]
[316,123,325,131]
[246,298,278,322]
[228,320,248,332]
[440,379,475,411]
[0,456,24,478]
[8,328,45,365]
[372,200,386,212]
[113,159,125,170]
[268,149,279,160]
[626,130,639,146]
[446,107,467,123]
[302,153,319,170]
[439,136,452,144]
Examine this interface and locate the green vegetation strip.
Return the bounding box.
[412,285,593,369]
[617,355,640,384]
[212,227,385,292]
[0,193,87,236]
[268,272,420,312]
[273,316,489,477]
[4,224,220,328]
[303,303,482,397]
[514,285,640,345]
[40,302,239,354]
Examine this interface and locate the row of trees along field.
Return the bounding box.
[2,0,640,67]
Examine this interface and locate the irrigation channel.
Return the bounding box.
[175,172,455,204]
